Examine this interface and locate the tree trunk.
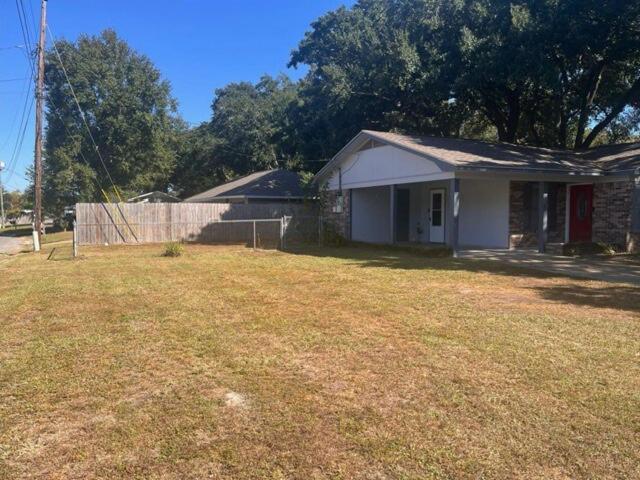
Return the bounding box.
[581,75,640,148]
[504,88,521,143]
[480,88,521,143]
[574,61,606,148]
[558,110,568,149]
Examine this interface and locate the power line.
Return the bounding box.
[2,3,36,185]
[3,56,34,184]
[15,0,34,56]
[0,45,25,51]
[26,0,38,34]
[3,86,35,185]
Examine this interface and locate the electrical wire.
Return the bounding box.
[0,77,29,82]
[15,0,33,55]
[0,67,32,151]
[3,1,37,185]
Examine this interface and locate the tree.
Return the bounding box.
[289,0,640,150]
[3,190,25,220]
[289,0,473,157]
[173,75,304,196]
[43,30,181,215]
[170,122,228,198]
[210,74,301,172]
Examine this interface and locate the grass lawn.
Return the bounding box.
[1,243,638,479]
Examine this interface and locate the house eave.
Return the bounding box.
[185,195,308,203]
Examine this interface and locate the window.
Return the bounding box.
[576,192,587,220]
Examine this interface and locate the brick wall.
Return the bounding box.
[509,182,566,248]
[320,189,350,240]
[509,181,537,248]
[550,184,566,243]
[592,181,634,250]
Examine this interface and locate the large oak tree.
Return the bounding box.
[43,30,181,214]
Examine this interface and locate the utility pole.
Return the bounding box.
[33,0,47,249]
[0,161,5,229]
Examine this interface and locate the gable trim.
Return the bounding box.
[314,131,455,185]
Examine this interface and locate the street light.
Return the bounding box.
[0,161,5,229]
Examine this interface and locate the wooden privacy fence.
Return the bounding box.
[75,202,318,247]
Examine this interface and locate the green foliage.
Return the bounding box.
[43,30,181,215]
[170,123,230,198]
[321,222,347,247]
[171,75,304,196]
[210,75,300,172]
[289,0,640,151]
[162,241,184,257]
[563,242,619,257]
[3,190,25,219]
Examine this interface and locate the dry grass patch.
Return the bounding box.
[0,244,638,479]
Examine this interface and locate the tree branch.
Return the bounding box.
[574,60,606,148]
[581,74,640,148]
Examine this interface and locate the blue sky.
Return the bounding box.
[0,0,352,191]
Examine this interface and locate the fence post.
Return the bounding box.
[318,215,323,247]
[253,220,256,250]
[73,220,78,258]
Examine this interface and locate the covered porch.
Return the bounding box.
[345,176,602,256]
[348,177,510,254]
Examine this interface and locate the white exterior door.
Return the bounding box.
[429,189,445,243]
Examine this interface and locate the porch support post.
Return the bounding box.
[389,184,396,244]
[630,171,640,252]
[450,178,460,257]
[538,181,549,253]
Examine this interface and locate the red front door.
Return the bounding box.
[569,184,593,242]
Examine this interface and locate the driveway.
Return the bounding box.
[459,249,640,285]
[0,234,31,255]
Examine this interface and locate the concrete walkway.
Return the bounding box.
[0,235,31,255]
[459,249,640,285]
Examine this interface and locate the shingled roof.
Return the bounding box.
[184,169,306,203]
[316,130,640,181]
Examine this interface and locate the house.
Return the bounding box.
[315,130,640,254]
[127,191,181,203]
[183,169,307,204]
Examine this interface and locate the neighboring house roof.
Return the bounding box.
[127,191,181,203]
[315,130,640,181]
[183,169,307,203]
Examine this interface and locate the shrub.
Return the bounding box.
[321,222,347,246]
[163,241,184,257]
[562,242,619,256]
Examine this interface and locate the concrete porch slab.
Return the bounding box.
[458,248,640,285]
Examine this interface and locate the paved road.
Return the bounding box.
[0,235,31,255]
[459,249,640,285]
